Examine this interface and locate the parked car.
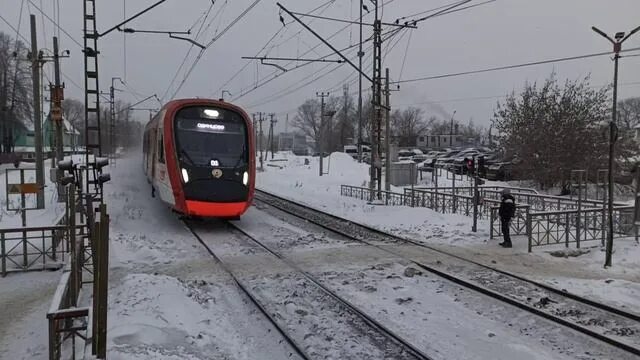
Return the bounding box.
[343,145,358,159]
[450,150,481,173]
[485,161,514,181]
[435,149,462,168]
[397,149,415,161]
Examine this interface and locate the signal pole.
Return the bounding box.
[317,92,329,176]
[30,15,44,209]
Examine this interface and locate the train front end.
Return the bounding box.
[169,101,255,218]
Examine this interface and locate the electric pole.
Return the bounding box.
[317,92,329,176]
[369,6,383,201]
[51,37,65,169]
[268,113,277,160]
[258,113,264,171]
[30,15,44,209]
[385,68,391,191]
[343,84,349,150]
[357,0,364,163]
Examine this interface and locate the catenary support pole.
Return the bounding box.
[385,68,391,191]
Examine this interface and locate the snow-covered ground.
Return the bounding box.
[2,150,639,359]
[257,152,640,312]
[0,156,80,359]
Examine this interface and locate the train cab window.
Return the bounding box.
[174,106,248,167]
[158,132,165,163]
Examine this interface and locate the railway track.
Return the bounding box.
[186,219,434,360]
[255,189,640,358]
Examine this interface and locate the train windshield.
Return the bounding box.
[174,106,248,167]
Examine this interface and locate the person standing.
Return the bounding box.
[498,188,516,248]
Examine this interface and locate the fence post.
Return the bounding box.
[576,182,582,249]
[1,233,5,277]
[48,317,57,360]
[565,212,570,248]
[96,204,109,359]
[92,215,100,356]
[601,206,606,247]
[527,209,532,253]
[472,176,479,232]
[490,208,494,239]
[452,172,457,213]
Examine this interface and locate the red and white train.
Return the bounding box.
[143,99,255,219]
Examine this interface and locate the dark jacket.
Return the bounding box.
[499,194,516,220]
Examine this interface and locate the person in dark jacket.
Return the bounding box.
[498,188,516,248]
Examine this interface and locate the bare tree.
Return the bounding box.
[493,74,613,189]
[62,98,84,130]
[292,99,321,150]
[390,106,431,147]
[0,32,32,153]
[618,97,640,131]
[332,90,356,151]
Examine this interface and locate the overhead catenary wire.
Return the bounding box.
[160,0,218,100]
[392,46,640,85]
[169,0,262,99]
[229,0,399,102]
[26,0,83,49]
[210,0,338,98]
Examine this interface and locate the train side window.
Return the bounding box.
[158,132,165,163]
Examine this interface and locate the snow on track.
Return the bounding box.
[103,153,304,360]
[248,192,639,359]
[189,220,429,360]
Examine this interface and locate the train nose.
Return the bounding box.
[185,200,249,218]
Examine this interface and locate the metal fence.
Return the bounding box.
[524,205,636,252]
[340,184,637,253]
[0,224,69,276]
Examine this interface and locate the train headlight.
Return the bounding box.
[181,168,189,183]
[242,171,249,186]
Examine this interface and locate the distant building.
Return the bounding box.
[12,114,81,160]
[278,132,309,155]
[416,133,463,149]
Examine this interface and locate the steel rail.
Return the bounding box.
[184,221,312,360]
[255,190,640,356]
[225,221,434,360]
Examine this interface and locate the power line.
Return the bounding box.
[392,46,640,85]
[161,0,217,100]
[210,0,337,99]
[26,0,83,48]
[395,80,640,107]
[170,0,263,99]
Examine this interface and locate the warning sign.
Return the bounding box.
[7,183,40,194]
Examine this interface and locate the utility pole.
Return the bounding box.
[369,5,383,201]
[109,77,123,165]
[449,110,457,147]
[343,84,349,150]
[269,113,277,160]
[385,68,391,191]
[30,15,44,209]
[258,113,264,171]
[592,24,640,267]
[357,0,364,163]
[51,37,65,169]
[317,92,329,176]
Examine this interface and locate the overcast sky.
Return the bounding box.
[1,0,639,133]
